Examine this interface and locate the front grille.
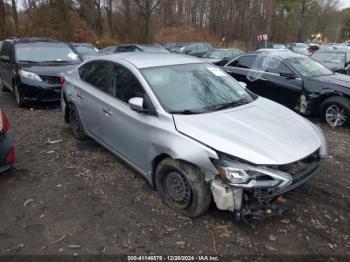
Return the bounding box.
[276,151,320,177]
[260,151,320,197]
[40,75,61,85]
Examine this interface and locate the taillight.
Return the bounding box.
[60,77,65,89]
[5,147,15,165]
[1,111,10,132]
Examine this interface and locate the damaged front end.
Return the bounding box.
[210,151,321,220]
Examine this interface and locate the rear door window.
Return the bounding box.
[110,63,145,104]
[79,61,112,93]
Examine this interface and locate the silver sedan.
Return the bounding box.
[61,53,327,219]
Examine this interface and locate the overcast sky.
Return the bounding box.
[340,0,350,9]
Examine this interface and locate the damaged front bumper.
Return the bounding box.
[210,151,321,219]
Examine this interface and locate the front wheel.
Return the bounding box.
[320,96,350,127]
[155,159,212,217]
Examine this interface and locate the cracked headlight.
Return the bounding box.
[18,70,42,82]
[213,159,292,189]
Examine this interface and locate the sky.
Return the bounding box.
[340,0,350,9]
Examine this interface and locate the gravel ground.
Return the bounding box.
[0,91,349,259]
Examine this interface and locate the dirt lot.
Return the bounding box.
[0,91,349,259]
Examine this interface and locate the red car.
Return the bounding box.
[0,109,15,174]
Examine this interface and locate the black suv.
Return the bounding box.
[0,38,81,107]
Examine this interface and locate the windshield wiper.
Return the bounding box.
[170,109,205,115]
[43,60,72,63]
[208,99,249,111]
[18,60,40,63]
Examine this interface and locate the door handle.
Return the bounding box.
[102,108,112,116]
[76,94,83,100]
[260,77,268,81]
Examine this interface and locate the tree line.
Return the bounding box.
[0,0,349,48]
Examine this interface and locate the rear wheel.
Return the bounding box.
[155,159,212,217]
[14,84,25,107]
[69,104,87,141]
[320,96,350,127]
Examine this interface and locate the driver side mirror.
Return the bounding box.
[0,55,10,63]
[129,97,144,112]
[280,72,297,79]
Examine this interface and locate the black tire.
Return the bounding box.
[69,104,88,141]
[0,75,7,92]
[14,84,26,107]
[320,96,350,127]
[155,158,212,217]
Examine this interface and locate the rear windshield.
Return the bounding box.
[16,42,80,63]
[312,52,346,64]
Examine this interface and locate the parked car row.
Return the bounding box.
[1,37,349,127]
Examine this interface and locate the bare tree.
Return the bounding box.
[0,0,7,38]
[134,0,160,42]
[105,0,114,37]
[11,0,19,33]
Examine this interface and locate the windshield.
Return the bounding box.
[75,45,98,55]
[287,57,333,77]
[16,43,80,63]
[141,63,255,113]
[312,52,346,64]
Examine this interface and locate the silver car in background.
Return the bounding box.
[61,53,327,219]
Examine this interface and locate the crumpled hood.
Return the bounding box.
[173,97,321,165]
[313,74,350,89]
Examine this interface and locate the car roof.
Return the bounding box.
[6,37,60,44]
[256,48,291,53]
[211,48,240,51]
[248,51,306,59]
[72,43,94,46]
[118,44,139,47]
[102,53,202,68]
[314,49,347,53]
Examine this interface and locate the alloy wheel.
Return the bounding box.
[325,104,347,127]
